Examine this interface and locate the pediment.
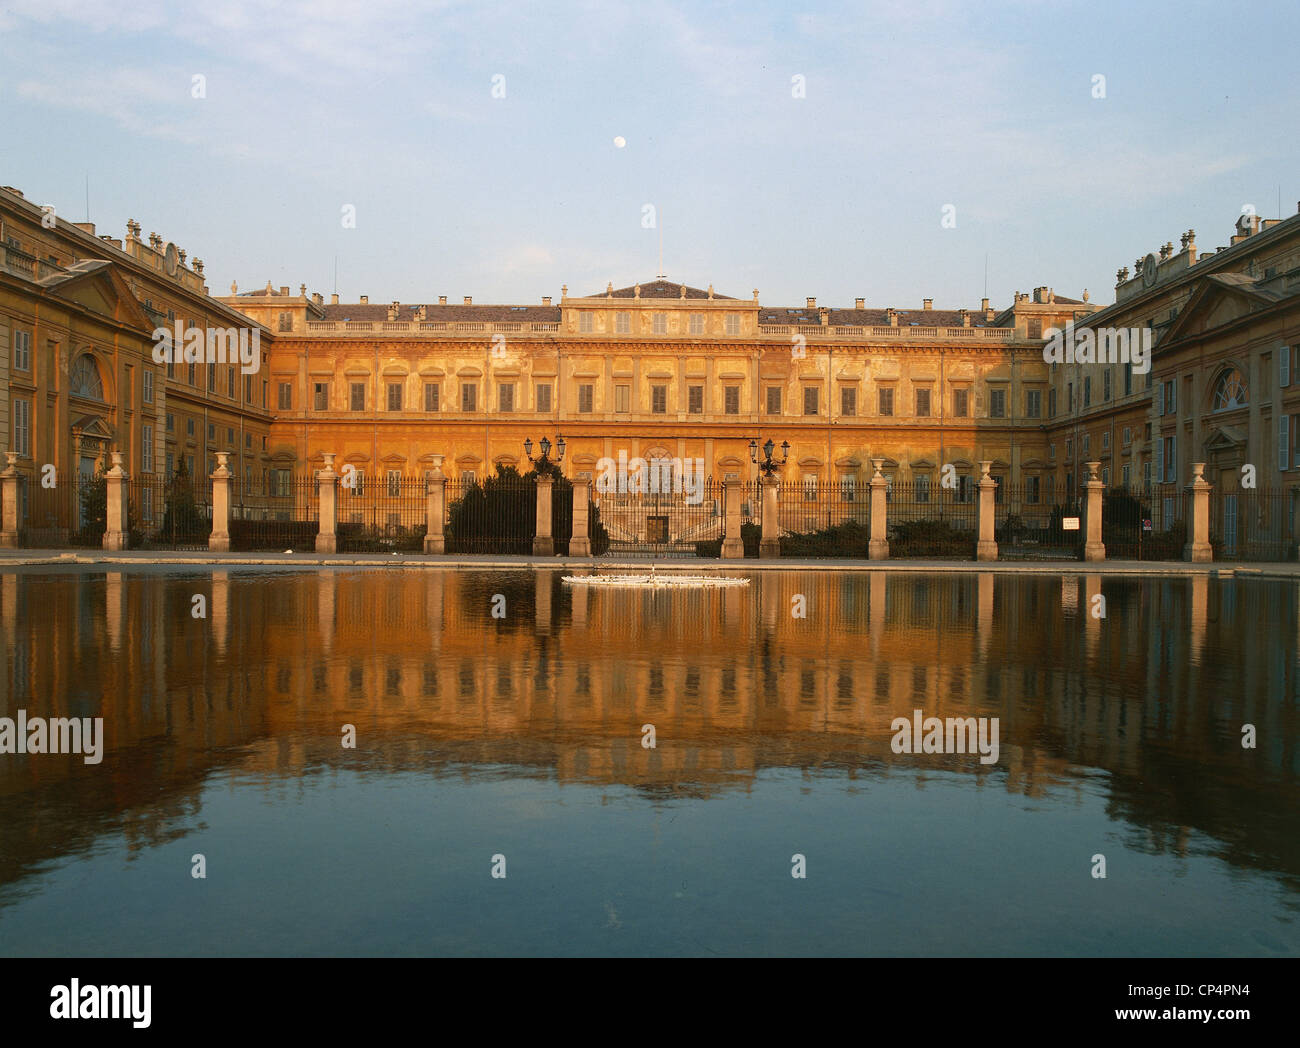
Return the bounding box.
[40,262,152,334]
[1163,273,1287,345]
[1205,425,1247,450]
[71,414,113,438]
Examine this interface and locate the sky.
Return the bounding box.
[1,0,1297,311]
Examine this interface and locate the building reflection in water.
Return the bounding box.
[0,567,1297,901]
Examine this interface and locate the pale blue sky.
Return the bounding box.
[1,0,1296,310]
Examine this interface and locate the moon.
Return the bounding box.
[613,136,626,148]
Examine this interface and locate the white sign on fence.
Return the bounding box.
[1062,517,1081,531]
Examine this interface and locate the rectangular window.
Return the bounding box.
[262,381,268,408]
[651,385,667,414]
[350,382,365,411]
[278,311,292,332]
[313,382,329,410]
[188,362,197,387]
[724,386,740,415]
[13,398,30,456]
[578,384,593,413]
[688,385,703,414]
[689,313,704,335]
[916,388,931,417]
[803,387,819,416]
[1124,365,1133,396]
[840,475,857,502]
[615,384,630,413]
[166,452,174,476]
[424,383,439,412]
[615,312,630,334]
[536,383,551,413]
[387,383,403,411]
[143,370,154,404]
[767,387,782,415]
[725,314,740,335]
[878,387,894,416]
[1164,379,1176,414]
[579,312,593,333]
[1067,382,1074,411]
[208,364,216,392]
[227,367,236,398]
[1066,438,1073,460]
[1102,466,1110,487]
[461,382,477,411]
[1103,370,1112,401]
[498,383,515,412]
[278,382,292,409]
[841,387,856,417]
[953,388,969,417]
[1025,389,1041,418]
[803,474,818,501]
[1082,434,1090,455]
[1026,475,1040,504]
[1121,464,1130,489]
[13,330,30,371]
[1048,387,1057,418]
[226,427,234,446]
[386,470,402,497]
[186,418,195,437]
[1083,376,1091,407]
[244,374,253,403]
[142,425,153,469]
[1102,431,1110,450]
[1162,434,1176,482]
[1123,426,1132,445]
[916,474,930,503]
[652,313,667,335]
[988,388,1005,418]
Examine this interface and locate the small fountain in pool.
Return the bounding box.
[562,564,749,588]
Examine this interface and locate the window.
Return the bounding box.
[957,475,973,503]
[351,382,366,411]
[262,381,268,408]
[841,387,856,417]
[689,313,704,335]
[803,474,818,501]
[878,387,894,416]
[13,330,30,371]
[314,382,329,411]
[1124,364,1132,396]
[70,355,104,399]
[1212,367,1248,411]
[1025,389,1041,418]
[651,385,666,414]
[498,383,515,412]
[166,413,174,432]
[278,382,292,409]
[724,386,740,415]
[840,475,857,502]
[1082,434,1090,455]
[424,383,439,412]
[226,426,234,446]
[803,387,819,416]
[386,382,402,411]
[142,425,153,468]
[278,312,292,332]
[916,388,931,417]
[725,314,740,335]
[1102,431,1110,450]
[1065,438,1073,460]
[1102,467,1110,487]
[462,382,477,411]
[245,433,252,448]
[1067,382,1073,412]
[577,384,593,413]
[1163,379,1177,414]
[615,312,630,334]
[1083,376,1091,407]
[1123,426,1131,446]
[767,387,782,415]
[1048,387,1057,418]
[1121,464,1130,489]
[12,398,30,456]
[688,385,703,414]
[207,363,216,392]
[652,313,667,335]
[1161,435,1176,482]
[1049,443,1055,461]
[227,367,236,398]
[188,363,197,387]
[615,384,630,413]
[387,470,402,497]
[953,388,969,417]
[579,312,593,333]
[988,388,1005,418]
[1025,475,1040,504]
[207,423,215,443]
[166,452,174,476]
[916,474,930,503]
[187,418,195,437]
[536,383,551,412]
[1103,370,1111,401]
[244,374,253,403]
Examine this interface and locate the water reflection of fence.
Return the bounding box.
[886,482,976,558]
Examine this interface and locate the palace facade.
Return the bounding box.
[3,179,1300,539]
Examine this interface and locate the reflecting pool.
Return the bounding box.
[0,567,1297,956]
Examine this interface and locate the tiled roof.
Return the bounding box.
[319,303,562,322]
[600,280,735,300]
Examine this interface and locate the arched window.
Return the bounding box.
[1212,367,1248,411]
[70,355,104,400]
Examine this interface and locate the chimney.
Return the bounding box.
[854,298,865,309]
[542,296,552,306]
[300,284,307,297]
[439,296,447,305]
[414,305,426,321]
[313,293,323,305]
[981,297,989,311]
[959,309,970,327]
[74,222,95,235]
[806,297,816,308]
[359,295,368,304]
[818,307,830,326]
[280,286,289,297]
[923,298,932,310]
[464,296,472,306]
[886,308,898,326]
[330,293,339,305]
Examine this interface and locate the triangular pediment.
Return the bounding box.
[1205,425,1247,450]
[1163,273,1290,346]
[70,414,113,438]
[39,261,153,333]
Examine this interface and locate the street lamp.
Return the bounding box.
[749,437,790,478]
[525,434,566,464]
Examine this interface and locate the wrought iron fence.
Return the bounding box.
[130,472,213,550]
[996,483,1081,560]
[337,472,427,552]
[229,472,319,551]
[1209,488,1298,561]
[445,470,536,555]
[598,476,721,558]
[1099,485,1181,560]
[19,471,106,548]
[886,481,977,558]
[774,479,870,556]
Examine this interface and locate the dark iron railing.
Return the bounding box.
[337,472,427,552]
[886,481,977,558]
[229,472,319,551]
[996,483,1081,560]
[130,472,213,550]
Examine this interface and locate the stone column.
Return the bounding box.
[1184,461,1212,562]
[721,478,743,558]
[976,460,998,561]
[1083,460,1106,561]
[103,452,129,550]
[424,454,446,554]
[759,475,780,558]
[316,453,338,553]
[209,452,232,551]
[533,473,555,556]
[868,457,889,559]
[569,475,591,556]
[0,453,20,547]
